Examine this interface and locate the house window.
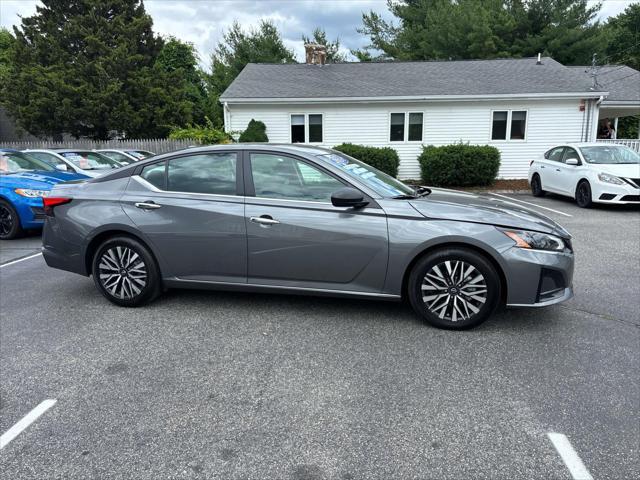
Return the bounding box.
[510,111,527,139]
[491,111,508,140]
[491,110,527,141]
[390,113,405,141]
[408,112,423,141]
[291,115,305,143]
[308,114,323,142]
[291,114,323,143]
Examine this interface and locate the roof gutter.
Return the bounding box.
[220,91,608,104]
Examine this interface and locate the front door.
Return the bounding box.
[244,151,388,293]
[121,151,247,283]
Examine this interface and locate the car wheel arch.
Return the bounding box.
[574,177,591,197]
[400,240,508,305]
[84,228,161,277]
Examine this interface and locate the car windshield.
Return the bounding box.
[316,152,416,197]
[59,151,121,170]
[579,146,640,164]
[0,151,55,174]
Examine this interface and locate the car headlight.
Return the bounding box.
[499,228,569,252]
[14,188,50,198]
[597,173,625,185]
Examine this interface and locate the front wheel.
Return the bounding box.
[407,248,501,330]
[575,180,592,208]
[0,200,24,240]
[92,236,161,307]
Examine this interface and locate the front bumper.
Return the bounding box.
[592,180,640,204]
[15,197,46,230]
[502,246,574,307]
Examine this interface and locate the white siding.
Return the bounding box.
[227,99,587,180]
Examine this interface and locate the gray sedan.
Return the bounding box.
[42,145,574,329]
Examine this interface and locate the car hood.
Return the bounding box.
[409,188,570,237]
[588,163,640,177]
[0,170,86,189]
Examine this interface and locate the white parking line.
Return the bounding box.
[489,193,572,217]
[547,432,593,480]
[0,252,42,268]
[0,399,57,449]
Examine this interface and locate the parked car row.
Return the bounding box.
[0,147,154,239]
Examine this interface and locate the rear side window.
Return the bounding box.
[167,153,237,195]
[545,147,565,162]
[141,162,166,189]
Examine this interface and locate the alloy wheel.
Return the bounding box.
[0,204,14,237]
[98,246,147,300]
[421,260,487,322]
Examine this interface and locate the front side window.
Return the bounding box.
[390,113,405,141]
[28,152,61,167]
[291,115,305,143]
[0,151,54,174]
[491,111,508,140]
[250,153,343,202]
[166,153,237,195]
[563,148,580,163]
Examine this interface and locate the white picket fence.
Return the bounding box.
[1,138,196,154]
[596,139,640,152]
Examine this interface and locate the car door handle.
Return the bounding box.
[250,216,280,226]
[555,168,561,172]
[540,165,546,169]
[135,201,162,210]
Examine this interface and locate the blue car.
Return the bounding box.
[0,149,89,239]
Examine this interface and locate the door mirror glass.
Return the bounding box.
[331,187,368,208]
[565,158,579,166]
[55,163,68,171]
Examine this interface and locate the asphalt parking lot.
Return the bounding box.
[0,193,638,479]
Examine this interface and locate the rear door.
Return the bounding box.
[541,146,566,193]
[556,147,582,195]
[243,151,388,293]
[121,151,247,282]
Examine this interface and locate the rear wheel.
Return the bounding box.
[407,248,501,330]
[92,236,161,307]
[0,200,24,240]
[530,174,545,197]
[575,180,592,208]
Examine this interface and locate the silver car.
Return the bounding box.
[96,149,155,165]
[42,145,574,329]
[24,149,124,177]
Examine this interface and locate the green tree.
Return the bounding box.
[207,21,296,126]
[4,0,195,139]
[302,27,346,63]
[239,119,268,142]
[155,37,209,125]
[355,0,606,65]
[0,28,15,102]
[604,3,640,71]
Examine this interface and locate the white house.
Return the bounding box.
[220,56,640,180]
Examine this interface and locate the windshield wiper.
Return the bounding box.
[414,186,432,197]
[391,194,418,199]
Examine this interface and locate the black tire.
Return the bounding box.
[407,248,501,330]
[575,180,592,208]
[0,199,24,240]
[530,174,545,197]
[92,236,161,307]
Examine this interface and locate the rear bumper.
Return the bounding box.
[42,245,87,276]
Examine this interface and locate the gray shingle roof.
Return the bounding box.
[567,65,640,103]
[220,57,609,101]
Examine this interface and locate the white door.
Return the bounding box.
[540,146,566,193]
[555,147,582,195]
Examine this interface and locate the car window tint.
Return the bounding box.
[250,153,343,202]
[167,153,237,195]
[141,162,166,189]
[547,147,565,162]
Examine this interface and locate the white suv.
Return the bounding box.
[528,143,640,207]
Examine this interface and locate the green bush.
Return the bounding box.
[418,144,500,187]
[333,143,400,177]
[168,118,231,144]
[239,119,268,142]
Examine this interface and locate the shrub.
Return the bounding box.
[418,143,500,187]
[333,143,400,177]
[239,119,268,142]
[168,118,231,144]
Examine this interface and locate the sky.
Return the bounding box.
[0,0,635,68]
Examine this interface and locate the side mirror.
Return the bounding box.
[565,158,579,166]
[55,163,68,171]
[331,187,368,208]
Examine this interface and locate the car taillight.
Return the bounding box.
[43,197,72,216]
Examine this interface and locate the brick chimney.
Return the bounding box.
[304,43,327,65]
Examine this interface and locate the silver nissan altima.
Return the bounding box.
[42,144,574,329]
